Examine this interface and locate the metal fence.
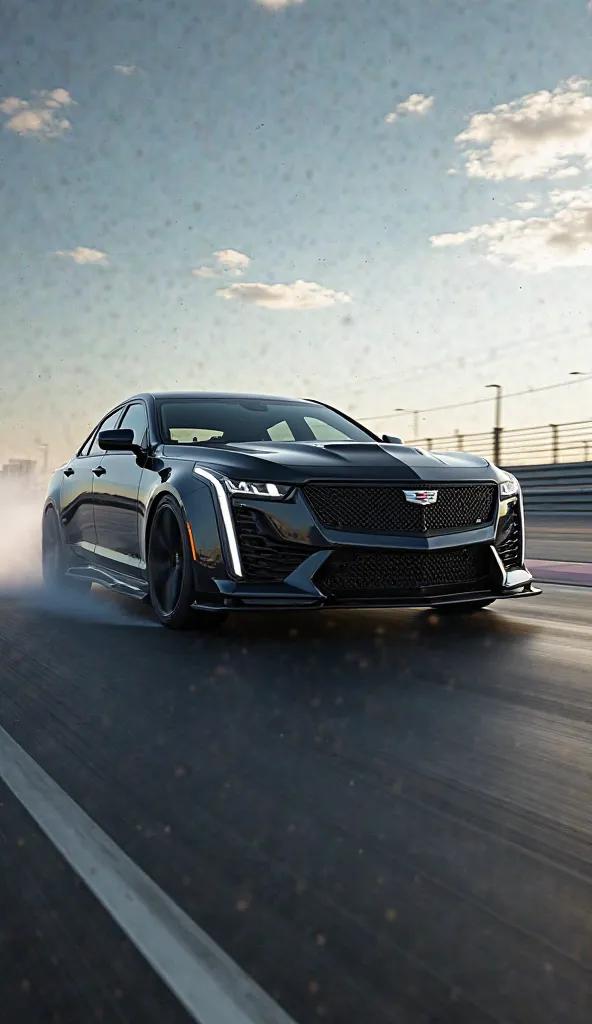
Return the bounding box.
[410,418,592,467]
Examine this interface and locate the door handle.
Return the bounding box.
[92,466,106,477]
[63,468,75,477]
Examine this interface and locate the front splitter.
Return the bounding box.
[192,581,542,612]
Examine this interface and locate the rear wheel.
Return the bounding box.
[147,497,228,630]
[42,507,91,593]
[433,599,495,614]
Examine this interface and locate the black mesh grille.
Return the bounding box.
[303,484,497,533]
[497,502,522,570]
[316,545,492,596]
[234,506,315,581]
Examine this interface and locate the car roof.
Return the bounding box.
[127,391,316,404]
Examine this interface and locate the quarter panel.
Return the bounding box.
[44,468,64,512]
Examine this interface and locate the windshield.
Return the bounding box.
[157,398,377,445]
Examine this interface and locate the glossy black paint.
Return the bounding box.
[159,440,501,485]
[92,451,146,576]
[98,428,138,453]
[44,391,539,611]
[58,454,102,559]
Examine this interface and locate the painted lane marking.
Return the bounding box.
[0,725,298,1024]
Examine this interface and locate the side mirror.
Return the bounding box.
[98,428,138,453]
[382,433,404,445]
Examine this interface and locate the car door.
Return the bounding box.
[60,408,123,564]
[92,401,150,578]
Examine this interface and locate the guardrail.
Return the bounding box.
[411,418,592,467]
[509,462,592,515]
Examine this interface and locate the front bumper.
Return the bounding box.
[189,480,541,611]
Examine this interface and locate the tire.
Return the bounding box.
[147,496,228,630]
[432,599,495,614]
[42,507,91,593]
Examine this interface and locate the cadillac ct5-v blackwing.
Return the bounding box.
[42,392,541,628]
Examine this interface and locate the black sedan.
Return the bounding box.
[42,391,541,628]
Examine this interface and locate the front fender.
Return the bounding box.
[142,478,230,595]
[183,483,230,593]
[141,479,195,564]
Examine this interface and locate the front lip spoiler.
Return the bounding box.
[192,584,542,612]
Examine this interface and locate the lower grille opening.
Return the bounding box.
[234,506,317,582]
[315,545,492,597]
[497,503,522,570]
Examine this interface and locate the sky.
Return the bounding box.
[1,0,592,466]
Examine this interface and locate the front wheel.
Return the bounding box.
[147,497,228,630]
[432,599,495,614]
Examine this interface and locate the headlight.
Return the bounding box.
[499,473,520,498]
[223,479,291,498]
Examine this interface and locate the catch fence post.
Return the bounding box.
[550,424,559,464]
[492,426,502,465]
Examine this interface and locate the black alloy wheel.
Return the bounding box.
[147,497,227,630]
[42,507,91,593]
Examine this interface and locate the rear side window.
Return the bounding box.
[87,409,124,457]
[79,430,98,457]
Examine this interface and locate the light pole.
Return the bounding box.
[486,384,502,464]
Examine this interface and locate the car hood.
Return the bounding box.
[163,441,498,484]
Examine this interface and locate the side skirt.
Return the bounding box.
[65,565,150,601]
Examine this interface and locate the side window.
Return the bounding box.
[87,409,123,457]
[304,416,351,441]
[119,403,149,447]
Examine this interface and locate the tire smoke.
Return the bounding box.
[0,479,156,626]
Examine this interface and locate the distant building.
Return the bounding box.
[0,457,37,478]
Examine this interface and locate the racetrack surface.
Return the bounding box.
[1,582,592,1024]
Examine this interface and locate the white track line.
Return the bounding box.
[0,725,298,1024]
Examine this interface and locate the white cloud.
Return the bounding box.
[192,266,218,279]
[216,280,351,310]
[1,88,75,139]
[385,93,435,124]
[213,249,251,272]
[254,0,304,8]
[550,165,581,179]
[430,187,592,271]
[514,199,538,211]
[55,247,109,265]
[455,77,592,180]
[193,249,251,279]
[114,64,138,75]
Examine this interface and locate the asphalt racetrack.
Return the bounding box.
[1,517,592,1024]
